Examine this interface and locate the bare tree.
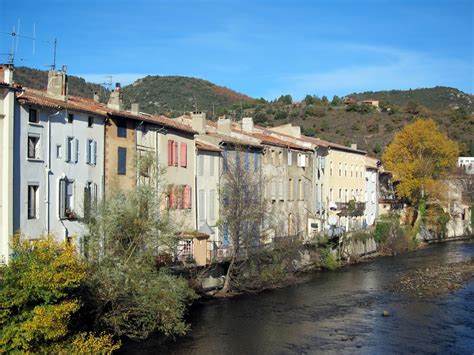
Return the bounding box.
[217,146,269,295]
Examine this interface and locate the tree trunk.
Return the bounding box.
[218,255,235,296]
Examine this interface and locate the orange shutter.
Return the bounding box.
[183,185,192,209]
[180,143,187,167]
[174,141,178,166]
[167,140,173,166]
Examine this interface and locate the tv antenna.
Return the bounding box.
[0,20,36,64]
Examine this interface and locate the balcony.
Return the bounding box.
[335,201,366,217]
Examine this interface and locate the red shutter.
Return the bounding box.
[183,185,192,209]
[169,185,176,209]
[167,140,173,166]
[174,141,178,166]
[180,143,187,168]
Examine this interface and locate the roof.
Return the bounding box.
[302,136,366,154]
[16,88,196,135]
[206,132,262,148]
[196,140,222,152]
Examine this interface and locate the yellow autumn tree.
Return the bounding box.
[382,119,459,206]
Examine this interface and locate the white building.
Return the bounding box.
[458,157,474,175]
[364,156,380,226]
[1,67,106,262]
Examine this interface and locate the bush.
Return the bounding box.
[0,235,119,353]
[320,247,338,270]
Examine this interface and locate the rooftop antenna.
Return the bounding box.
[0,20,36,64]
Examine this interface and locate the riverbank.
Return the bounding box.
[121,240,474,354]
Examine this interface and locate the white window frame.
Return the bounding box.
[27,133,41,160]
[27,183,39,219]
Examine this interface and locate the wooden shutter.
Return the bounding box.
[86,139,91,164]
[174,141,178,166]
[169,185,176,209]
[167,140,173,166]
[180,143,187,167]
[183,185,192,209]
[59,179,65,219]
[74,138,79,163]
[92,140,97,165]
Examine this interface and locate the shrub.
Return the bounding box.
[0,235,119,353]
[320,247,338,270]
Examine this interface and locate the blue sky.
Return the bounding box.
[1,0,472,100]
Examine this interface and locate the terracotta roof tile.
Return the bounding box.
[196,141,222,152]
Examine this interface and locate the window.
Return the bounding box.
[254,152,259,171]
[330,188,333,202]
[68,113,74,123]
[29,108,38,123]
[27,134,40,159]
[271,178,276,200]
[345,163,348,177]
[223,149,228,172]
[339,189,342,201]
[65,137,74,162]
[289,178,293,200]
[209,190,216,221]
[117,117,127,137]
[118,147,127,175]
[198,155,204,176]
[278,151,283,166]
[56,145,62,159]
[199,190,206,221]
[83,182,97,222]
[180,142,187,167]
[299,178,303,200]
[351,165,353,178]
[288,151,293,166]
[330,161,333,176]
[183,185,192,209]
[279,177,284,200]
[88,116,94,128]
[86,139,97,165]
[59,179,74,219]
[27,184,39,219]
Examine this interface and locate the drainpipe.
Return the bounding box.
[46,109,61,235]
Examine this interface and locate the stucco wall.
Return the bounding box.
[104,116,136,192]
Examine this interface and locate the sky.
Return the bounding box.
[1,0,473,100]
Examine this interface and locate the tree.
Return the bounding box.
[217,147,269,295]
[84,159,197,340]
[373,143,382,155]
[382,119,459,228]
[277,94,292,105]
[0,236,119,353]
[303,95,315,105]
[331,95,341,106]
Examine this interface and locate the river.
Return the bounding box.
[123,241,474,354]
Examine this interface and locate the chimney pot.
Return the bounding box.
[217,117,232,135]
[93,91,100,103]
[351,143,358,150]
[131,103,140,115]
[242,117,254,133]
[191,111,206,134]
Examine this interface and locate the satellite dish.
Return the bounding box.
[328,215,338,226]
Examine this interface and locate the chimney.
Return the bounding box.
[191,111,206,134]
[47,67,68,101]
[0,64,14,85]
[107,82,123,111]
[242,117,254,133]
[131,103,140,115]
[217,117,232,135]
[93,91,100,103]
[351,143,358,150]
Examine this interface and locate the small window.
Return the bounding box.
[86,139,97,165]
[56,145,62,159]
[117,118,127,138]
[29,108,38,123]
[88,116,94,128]
[65,137,74,162]
[68,113,74,123]
[118,147,127,175]
[27,135,40,159]
[27,184,39,219]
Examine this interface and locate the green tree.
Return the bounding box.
[0,236,119,353]
[330,95,341,106]
[85,172,197,339]
[320,119,329,132]
[277,94,293,105]
[303,95,315,105]
[373,143,382,155]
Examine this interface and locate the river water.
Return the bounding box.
[124,241,474,354]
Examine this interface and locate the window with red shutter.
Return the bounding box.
[183,185,192,209]
[167,140,173,166]
[173,141,178,166]
[180,143,187,168]
[169,185,177,209]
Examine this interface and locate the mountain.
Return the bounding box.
[347,86,473,113]
[14,66,109,100]
[11,66,474,156]
[121,75,255,116]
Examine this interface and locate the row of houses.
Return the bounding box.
[0,64,383,265]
